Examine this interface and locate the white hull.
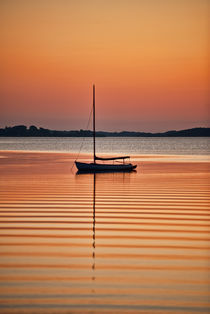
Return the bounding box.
[75,161,137,172]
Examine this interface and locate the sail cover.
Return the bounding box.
[95,156,130,161]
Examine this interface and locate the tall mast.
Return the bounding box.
[93,84,96,163]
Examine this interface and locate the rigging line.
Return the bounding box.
[71,106,93,171]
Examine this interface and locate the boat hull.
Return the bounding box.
[75,161,137,173]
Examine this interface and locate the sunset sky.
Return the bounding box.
[0,0,209,132]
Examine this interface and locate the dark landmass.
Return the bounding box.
[0,125,210,137]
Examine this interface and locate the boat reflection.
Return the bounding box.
[75,171,136,290]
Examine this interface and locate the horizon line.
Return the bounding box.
[0,125,209,134]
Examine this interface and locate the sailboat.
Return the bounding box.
[75,85,137,172]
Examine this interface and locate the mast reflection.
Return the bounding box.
[92,173,96,281]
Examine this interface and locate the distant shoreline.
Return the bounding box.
[0,126,209,137]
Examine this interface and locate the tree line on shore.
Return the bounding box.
[0,125,209,137]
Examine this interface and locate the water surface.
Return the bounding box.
[0,137,209,155]
[0,151,209,313]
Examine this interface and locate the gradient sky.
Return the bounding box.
[0,0,209,132]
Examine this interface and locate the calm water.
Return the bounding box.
[0,137,209,155]
[0,149,209,313]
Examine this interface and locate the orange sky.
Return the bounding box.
[0,0,209,132]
